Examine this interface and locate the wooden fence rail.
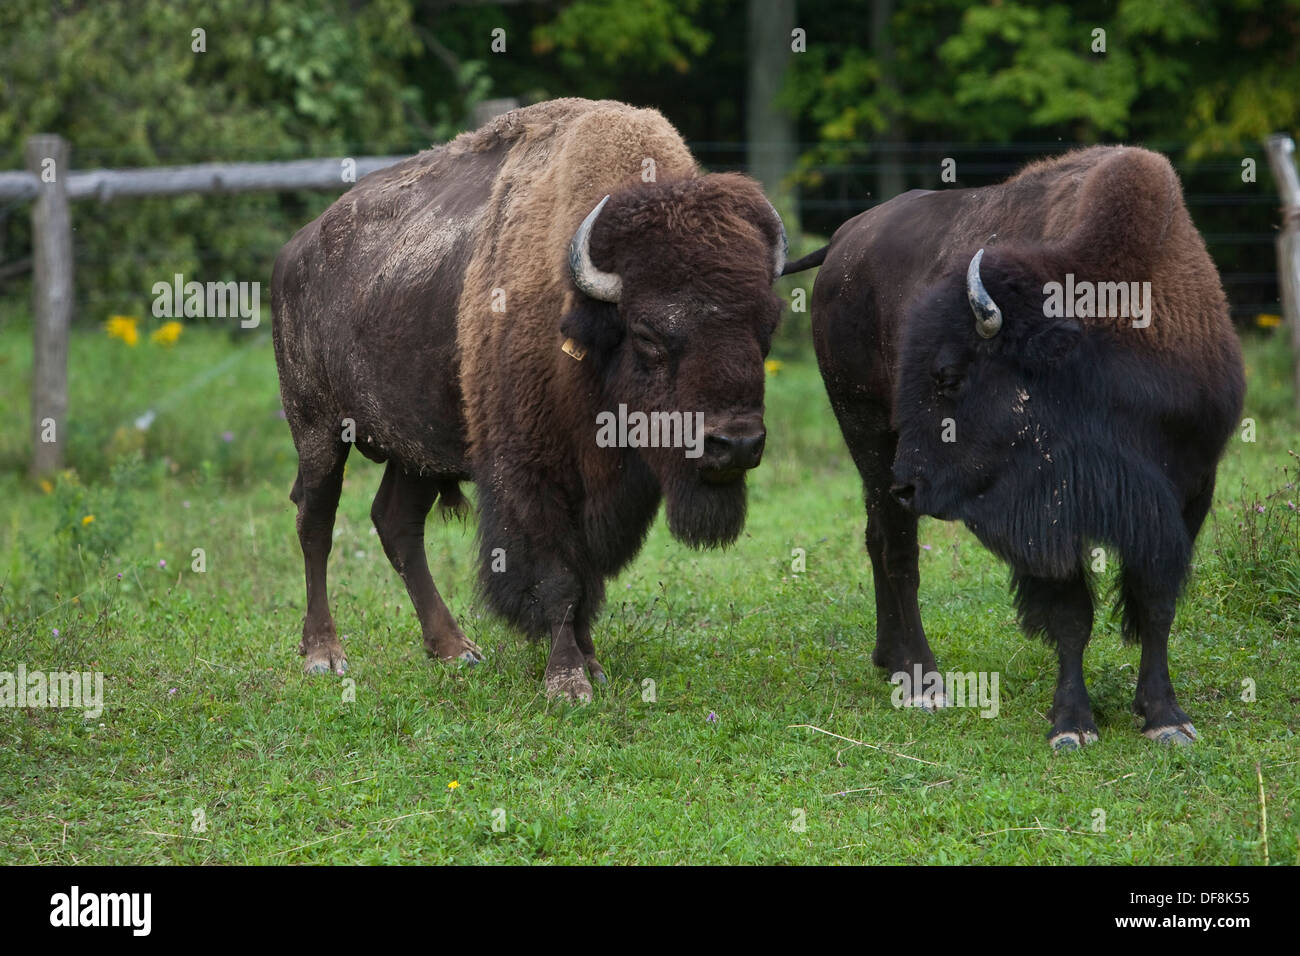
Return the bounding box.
[0,155,407,203]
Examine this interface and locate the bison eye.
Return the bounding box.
[932,366,963,396]
[630,330,667,365]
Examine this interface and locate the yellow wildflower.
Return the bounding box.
[105,315,139,346]
[151,320,183,346]
[447,780,460,790]
[39,478,53,494]
[81,515,95,525]
[1256,314,1282,329]
[765,359,784,375]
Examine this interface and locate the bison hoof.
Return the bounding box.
[447,639,485,666]
[545,667,594,703]
[302,644,348,676]
[905,691,948,711]
[1144,723,1197,745]
[586,658,608,685]
[429,634,485,665]
[1049,729,1099,752]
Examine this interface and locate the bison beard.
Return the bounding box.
[662,469,749,549]
[272,98,784,702]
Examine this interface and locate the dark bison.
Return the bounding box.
[272,99,786,700]
[786,146,1244,749]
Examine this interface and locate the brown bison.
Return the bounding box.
[785,146,1244,749]
[272,99,786,700]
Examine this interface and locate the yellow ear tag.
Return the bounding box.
[561,337,587,361]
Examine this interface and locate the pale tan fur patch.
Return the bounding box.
[454,99,699,465]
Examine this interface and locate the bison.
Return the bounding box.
[785,146,1244,749]
[272,99,786,701]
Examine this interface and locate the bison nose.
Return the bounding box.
[890,483,916,510]
[701,429,766,482]
[707,431,766,468]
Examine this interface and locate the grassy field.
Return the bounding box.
[0,317,1296,864]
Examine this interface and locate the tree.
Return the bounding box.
[0,0,424,320]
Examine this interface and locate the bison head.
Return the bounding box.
[560,173,786,548]
[890,247,1102,576]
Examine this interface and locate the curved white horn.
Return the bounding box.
[766,199,788,279]
[966,248,1002,338]
[568,195,622,303]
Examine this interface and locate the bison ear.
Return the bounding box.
[1024,318,1081,365]
[560,298,624,360]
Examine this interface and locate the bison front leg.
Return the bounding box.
[574,618,607,686]
[1121,566,1197,745]
[1013,570,1099,751]
[1120,481,1212,745]
[545,609,594,703]
[536,570,602,702]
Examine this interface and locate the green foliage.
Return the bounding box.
[0,0,424,322]
[785,0,1300,171]
[533,0,712,72]
[23,453,148,606]
[1211,453,1300,630]
[254,0,421,134]
[938,3,1138,138]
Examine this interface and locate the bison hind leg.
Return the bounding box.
[371,463,484,665]
[290,436,350,676]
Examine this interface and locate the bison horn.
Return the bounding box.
[569,195,622,303]
[766,199,788,279]
[966,248,1002,338]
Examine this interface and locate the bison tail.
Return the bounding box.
[780,245,828,276]
[436,480,471,521]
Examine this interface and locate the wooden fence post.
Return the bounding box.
[25,134,73,478]
[1265,133,1300,411]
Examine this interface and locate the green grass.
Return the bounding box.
[0,317,1296,864]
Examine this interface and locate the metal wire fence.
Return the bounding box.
[0,138,1287,323]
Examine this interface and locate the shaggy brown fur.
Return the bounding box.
[272,98,784,700]
[998,146,1229,352]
